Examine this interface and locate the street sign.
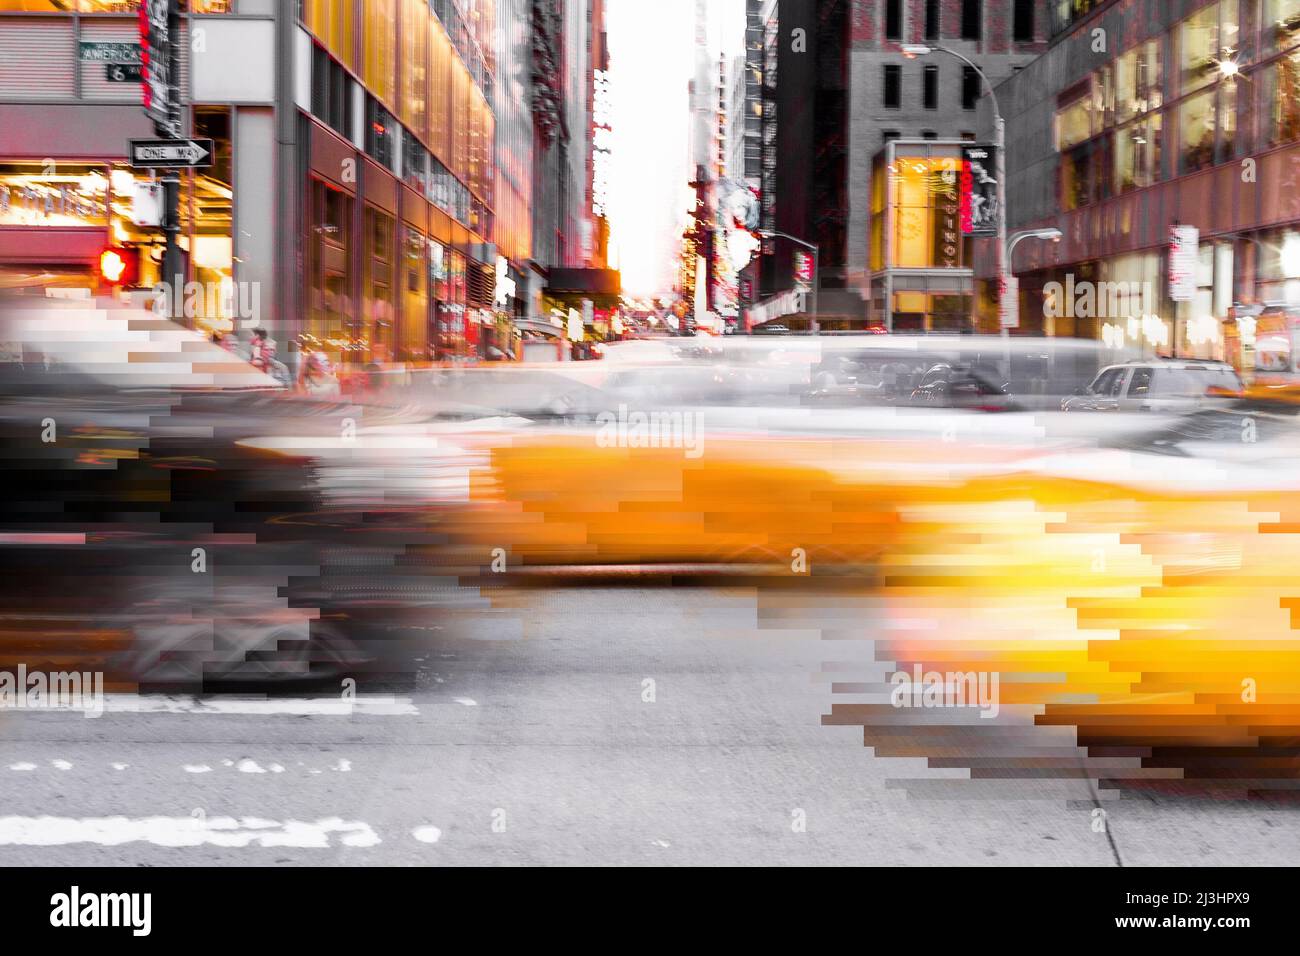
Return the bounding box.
[1169,224,1199,302]
[107,63,143,83]
[129,139,214,169]
[79,41,142,64]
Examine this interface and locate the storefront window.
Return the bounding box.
[0,162,110,228]
[0,1,141,8]
[434,249,469,361]
[429,240,448,301]
[888,156,970,269]
[401,227,427,361]
[364,207,394,363]
[187,106,234,335]
[308,178,352,347]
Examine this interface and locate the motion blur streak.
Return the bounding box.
[445,425,1300,799]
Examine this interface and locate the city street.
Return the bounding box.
[3,0,1300,900]
[1,584,1294,867]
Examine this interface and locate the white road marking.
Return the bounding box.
[7,763,35,772]
[332,759,351,773]
[453,697,478,707]
[51,760,72,771]
[236,759,266,774]
[412,825,442,844]
[183,765,212,774]
[0,815,381,848]
[94,695,419,716]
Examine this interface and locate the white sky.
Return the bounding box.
[606,0,745,297]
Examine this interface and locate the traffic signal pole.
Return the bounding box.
[159,0,183,318]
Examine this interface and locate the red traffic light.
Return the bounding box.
[99,247,138,286]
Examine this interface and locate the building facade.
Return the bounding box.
[744,0,1042,329]
[994,0,1300,376]
[852,0,1045,328]
[0,0,607,371]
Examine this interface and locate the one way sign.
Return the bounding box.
[129,138,214,169]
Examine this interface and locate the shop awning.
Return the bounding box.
[544,268,621,299]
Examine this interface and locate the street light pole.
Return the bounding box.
[760,229,819,334]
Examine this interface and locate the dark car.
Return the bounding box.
[0,362,433,694]
[908,363,1017,411]
[807,349,937,406]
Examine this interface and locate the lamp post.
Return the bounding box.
[903,44,1007,336]
[760,229,819,334]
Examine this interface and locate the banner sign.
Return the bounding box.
[139,0,175,135]
[960,145,998,238]
[1168,224,1199,302]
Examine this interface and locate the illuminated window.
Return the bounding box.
[364,206,395,359]
[363,0,397,109]
[889,156,969,269]
[1113,113,1162,193]
[1178,2,1237,96]
[1266,49,1300,145]
[401,0,428,141]
[1113,40,1162,125]
[1265,0,1300,52]
[1178,88,1216,173]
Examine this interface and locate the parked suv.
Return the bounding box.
[1061,360,1243,412]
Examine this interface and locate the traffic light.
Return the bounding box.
[98,247,138,287]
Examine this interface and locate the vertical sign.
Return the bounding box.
[960,145,998,237]
[934,160,962,269]
[139,0,174,135]
[999,275,1019,329]
[793,249,813,293]
[1168,224,1199,302]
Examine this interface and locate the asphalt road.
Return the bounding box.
[0,585,1295,866]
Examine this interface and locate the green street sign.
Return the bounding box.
[79,41,142,65]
